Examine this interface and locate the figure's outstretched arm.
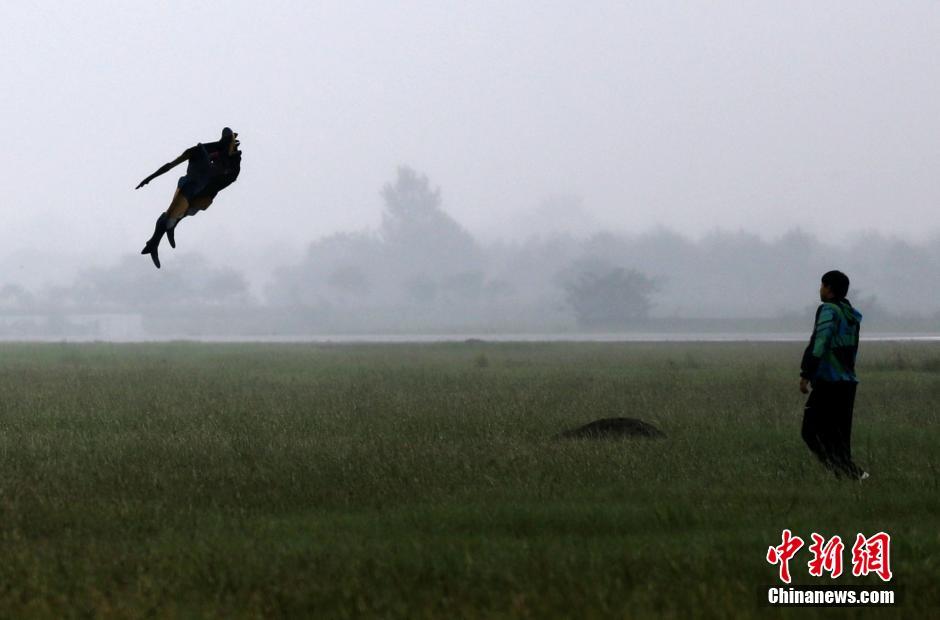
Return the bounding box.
[135,151,190,189]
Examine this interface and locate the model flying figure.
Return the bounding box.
[135,128,242,268]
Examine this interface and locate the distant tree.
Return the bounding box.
[0,284,34,312]
[380,166,479,272]
[199,266,251,305]
[266,169,482,312]
[327,264,370,296]
[63,254,251,311]
[850,289,891,321]
[403,274,438,303]
[561,258,656,328]
[440,271,484,302]
[266,231,384,307]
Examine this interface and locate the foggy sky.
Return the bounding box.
[2,1,939,287]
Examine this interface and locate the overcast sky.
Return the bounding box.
[1,1,938,283]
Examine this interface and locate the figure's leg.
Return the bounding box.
[142,189,190,267]
[189,196,214,212]
[141,212,166,268]
[164,190,192,249]
[166,196,213,249]
[165,188,191,220]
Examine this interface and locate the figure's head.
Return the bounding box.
[220,127,239,154]
[820,270,849,302]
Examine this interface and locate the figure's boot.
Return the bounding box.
[141,213,168,268]
[165,214,184,249]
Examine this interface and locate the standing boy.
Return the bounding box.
[799,270,868,480]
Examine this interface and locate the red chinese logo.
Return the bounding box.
[851,532,893,582]
[807,533,844,578]
[767,529,804,583]
[768,530,892,582]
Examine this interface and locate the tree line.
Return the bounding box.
[2,166,938,336]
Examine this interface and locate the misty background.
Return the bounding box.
[1,2,938,338]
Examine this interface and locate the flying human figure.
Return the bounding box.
[135,128,242,268]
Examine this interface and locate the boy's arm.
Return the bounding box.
[800,304,837,380]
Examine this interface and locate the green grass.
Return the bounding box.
[0,341,937,618]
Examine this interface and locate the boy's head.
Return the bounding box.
[820,270,850,301]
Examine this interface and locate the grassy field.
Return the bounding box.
[0,341,937,618]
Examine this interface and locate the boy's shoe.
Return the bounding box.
[859,471,870,481]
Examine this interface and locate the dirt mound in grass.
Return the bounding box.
[557,417,666,440]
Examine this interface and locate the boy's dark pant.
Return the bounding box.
[801,381,863,479]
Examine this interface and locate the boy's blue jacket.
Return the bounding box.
[800,299,862,383]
